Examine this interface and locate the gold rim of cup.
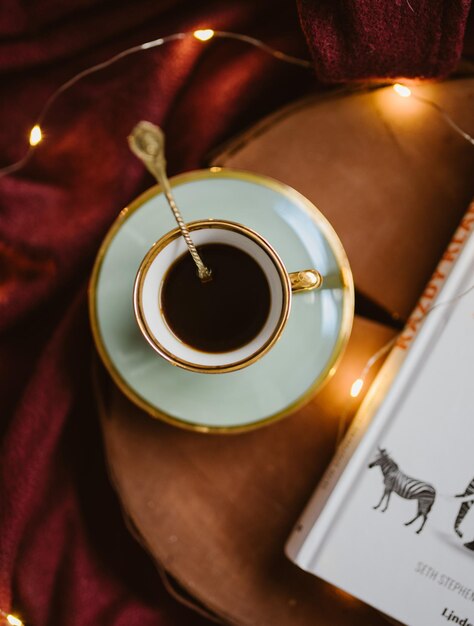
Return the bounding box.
[88,168,354,433]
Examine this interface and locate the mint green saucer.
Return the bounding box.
[89,169,354,433]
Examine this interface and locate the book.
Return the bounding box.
[286,202,474,626]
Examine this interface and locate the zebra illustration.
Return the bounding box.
[368,447,436,534]
[454,477,474,549]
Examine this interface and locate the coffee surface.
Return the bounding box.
[161,243,271,353]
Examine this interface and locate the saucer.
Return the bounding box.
[89,168,354,433]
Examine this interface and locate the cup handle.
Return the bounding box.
[289,269,323,293]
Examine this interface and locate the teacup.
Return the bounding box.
[133,219,323,373]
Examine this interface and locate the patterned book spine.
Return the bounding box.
[396,202,474,350]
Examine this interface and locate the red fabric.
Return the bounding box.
[0,2,311,625]
[0,1,470,625]
[298,0,472,81]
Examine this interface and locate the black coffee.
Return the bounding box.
[161,243,271,353]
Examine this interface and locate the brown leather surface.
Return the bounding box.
[98,83,473,625]
[212,79,474,319]
[99,317,396,626]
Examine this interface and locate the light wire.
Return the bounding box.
[0,30,312,177]
[411,93,474,146]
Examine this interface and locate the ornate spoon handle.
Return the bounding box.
[128,121,212,282]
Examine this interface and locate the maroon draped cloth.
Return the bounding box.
[0,1,471,625]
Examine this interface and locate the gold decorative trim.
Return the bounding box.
[133,219,291,373]
[88,168,354,434]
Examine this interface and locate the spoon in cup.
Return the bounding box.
[128,121,212,283]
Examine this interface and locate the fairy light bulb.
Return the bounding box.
[29,124,42,146]
[193,29,215,42]
[350,378,364,398]
[6,615,24,626]
[393,83,412,98]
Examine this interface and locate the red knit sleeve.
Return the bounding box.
[297,0,472,81]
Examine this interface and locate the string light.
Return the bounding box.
[28,124,42,146]
[0,29,313,178]
[393,83,412,98]
[350,378,364,398]
[0,32,468,625]
[0,51,471,618]
[0,28,472,178]
[0,610,24,626]
[2,25,473,441]
[193,29,215,42]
